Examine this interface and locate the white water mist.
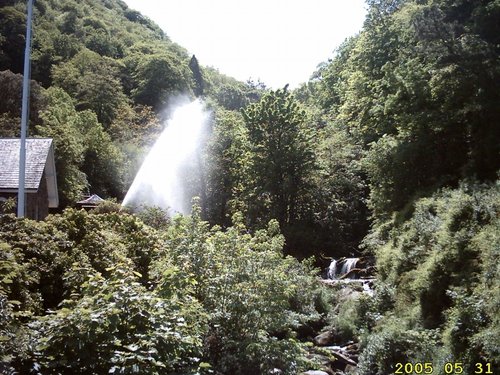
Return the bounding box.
[122,99,209,215]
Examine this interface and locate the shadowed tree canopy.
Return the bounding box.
[0,70,45,137]
[189,54,204,97]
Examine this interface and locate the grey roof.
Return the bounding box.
[77,194,105,205]
[0,138,59,207]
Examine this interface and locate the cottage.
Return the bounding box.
[76,194,105,210]
[0,138,59,220]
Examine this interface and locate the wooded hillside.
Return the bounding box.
[0,0,261,206]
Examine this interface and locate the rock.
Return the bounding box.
[313,330,336,346]
[330,349,357,367]
[344,342,359,353]
[296,319,328,341]
[344,364,357,374]
[302,371,330,375]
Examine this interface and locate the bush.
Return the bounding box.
[0,243,31,374]
[357,320,439,375]
[154,207,326,374]
[0,215,74,314]
[0,209,165,371]
[31,261,206,374]
[134,205,171,231]
[357,180,500,372]
[46,208,162,286]
[0,205,328,374]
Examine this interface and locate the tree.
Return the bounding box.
[189,54,204,97]
[0,6,26,74]
[242,86,316,227]
[108,103,162,146]
[33,263,206,374]
[0,70,45,137]
[204,108,250,226]
[316,0,500,219]
[310,124,369,257]
[51,49,127,128]
[77,110,125,198]
[160,207,325,375]
[215,83,249,110]
[36,87,87,206]
[108,103,163,194]
[129,52,189,109]
[121,43,190,110]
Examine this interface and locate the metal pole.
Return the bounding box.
[17,0,34,218]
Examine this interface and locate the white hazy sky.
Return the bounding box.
[123,0,367,88]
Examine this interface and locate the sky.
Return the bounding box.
[123,0,367,89]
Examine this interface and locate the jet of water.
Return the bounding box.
[122,99,210,215]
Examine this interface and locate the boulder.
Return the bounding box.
[344,364,357,374]
[302,371,330,375]
[313,330,336,346]
[329,348,357,373]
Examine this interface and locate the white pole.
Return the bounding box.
[17,0,34,218]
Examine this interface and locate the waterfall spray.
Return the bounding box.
[122,99,209,215]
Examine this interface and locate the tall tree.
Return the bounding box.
[126,48,189,109]
[204,108,250,226]
[242,86,316,227]
[36,87,87,206]
[77,110,125,198]
[0,5,26,74]
[0,70,45,137]
[189,54,204,97]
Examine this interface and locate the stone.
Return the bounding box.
[313,330,336,346]
[344,364,357,374]
[302,371,330,375]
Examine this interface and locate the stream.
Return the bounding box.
[302,257,376,375]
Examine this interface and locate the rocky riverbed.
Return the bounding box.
[301,258,376,375]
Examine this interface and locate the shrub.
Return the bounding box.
[31,261,206,374]
[153,207,326,374]
[0,215,74,314]
[357,180,499,372]
[0,209,165,371]
[134,205,171,231]
[357,320,439,375]
[0,205,328,374]
[0,243,31,374]
[46,208,162,286]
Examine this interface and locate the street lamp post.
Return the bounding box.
[17,0,34,218]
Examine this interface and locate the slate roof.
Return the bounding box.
[0,138,53,190]
[0,138,59,207]
[77,194,105,205]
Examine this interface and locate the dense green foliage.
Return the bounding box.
[0,208,327,374]
[242,86,315,227]
[299,0,500,373]
[329,182,499,374]
[204,89,369,257]
[310,0,500,220]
